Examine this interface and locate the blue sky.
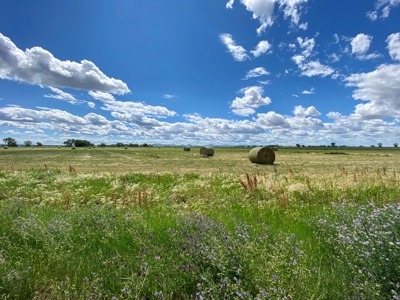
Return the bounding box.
[1,0,400,146]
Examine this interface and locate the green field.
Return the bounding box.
[1,147,400,299]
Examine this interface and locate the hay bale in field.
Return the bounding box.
[200,146,214,156]
[183,147,190,151]
[4,146,8,149]
[248,147,275,164]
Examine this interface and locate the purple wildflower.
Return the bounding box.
[236,291,244,298]
[182,265,190,272]
[155,291,164,298]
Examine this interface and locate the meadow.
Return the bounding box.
[1,146,400,299]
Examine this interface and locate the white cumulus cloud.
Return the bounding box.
[232,0,308,34]
[251,40,272,57]
[345,63,400,119]
[231,86,271,116]
[84,113,109,125]
[351,34,371,55]
[387,32,400,61]
[226,0,235,9]
[293,105,320,117]
[0,33,130,95]
[257,111,290,127]
[239,0,276,35]
[350,34,381,60]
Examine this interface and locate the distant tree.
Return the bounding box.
[377,143,382,148]
[3,137,17,147]
[128,143,139,147]
[99,143,106,147]
[24,140,32,147]
[371,145,376,147]
[331,142,336,147]
[141,143,149,147]
[64,139,75,147]
[394,143,398,148]
[36,142,43,147]
[73,139,92,147]
[116,142,125,147]
[296,144,301,147]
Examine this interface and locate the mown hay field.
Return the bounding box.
[1,146,398,175]
[1,146,400,299]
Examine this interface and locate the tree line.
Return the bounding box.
[2,137,153,148]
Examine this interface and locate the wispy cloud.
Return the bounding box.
[243,67,270,80]
[44,87,79,104]
[302,87,315,94]
[366,10,378,20]
[89,91,116,102]
[220,33,249,61]
[258,80,271,85]
[162,94,178,99]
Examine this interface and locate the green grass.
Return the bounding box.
[1,147,400,299]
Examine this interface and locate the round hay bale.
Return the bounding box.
[200,146,214,156]
[248,147,275,164]
[183,147,190,151]
[4,146,8,149]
